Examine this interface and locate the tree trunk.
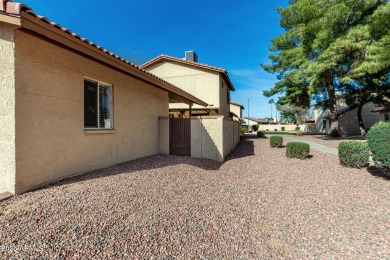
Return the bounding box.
[357,102,366,136]
[327,85,338,130]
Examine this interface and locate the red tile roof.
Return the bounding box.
[0,0,208,107]
[140,54,235,91]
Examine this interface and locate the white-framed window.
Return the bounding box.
[385,113,390,121]
[84,78,113,129]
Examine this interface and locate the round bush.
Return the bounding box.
[295,126,300,131]
[270,136,283,147]
[286,142,310,159]
[281,126,285,131]
[338,141,370,168]
[257,131,265,138]
[252,124,259,131]
[366,122,390,169]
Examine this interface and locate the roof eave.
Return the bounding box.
[14,12,207,107]
[0,11,21,25]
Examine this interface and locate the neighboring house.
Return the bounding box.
[314,96,380,135]
[0,1,206,195]
[371,103,390,122]
[140,51,235,118]
[229,102,244,121]
[242,117,271,131]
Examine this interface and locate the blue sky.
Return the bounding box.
[21,0,288,118]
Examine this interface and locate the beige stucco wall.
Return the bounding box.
[229,104,242,119]
[338,103,380,135]
[257,124,311,132]
[13,31,169,193]
[145,61,220,111]
[191,116,239,162]
[219,76,230,117]
[315,102,380,135]
[0,22,16,194]
[222,118,240,157]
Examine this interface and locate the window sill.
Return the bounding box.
[84,129,116,135]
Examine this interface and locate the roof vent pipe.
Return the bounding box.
[185,51,198,62]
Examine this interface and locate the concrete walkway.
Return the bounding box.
[282,136,338,155]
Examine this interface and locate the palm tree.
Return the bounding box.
[268,99,274,119]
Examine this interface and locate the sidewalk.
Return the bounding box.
[282,136,338,155]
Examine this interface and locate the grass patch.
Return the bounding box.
[264,131,296,135]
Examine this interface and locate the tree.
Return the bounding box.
[276,104,310,127]
[268,98,275,118]
[262,0,390,135]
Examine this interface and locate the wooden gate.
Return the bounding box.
[169,118,191,156]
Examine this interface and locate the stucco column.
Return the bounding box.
[0,22,16,194]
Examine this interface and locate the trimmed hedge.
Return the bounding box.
[338,141,370,168]
[295,126,300,131]
[252,124,259,131]
[270,136,283,147]
[366,122,390,169]
[286,142,310,159]
[281,126,285,131]
[257,131,265,137]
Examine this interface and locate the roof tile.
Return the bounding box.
[0,0,208,107]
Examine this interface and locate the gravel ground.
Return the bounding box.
[0,137,389,258]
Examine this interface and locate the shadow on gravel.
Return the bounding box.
[225,139,254,161]
[45,139,255,189]
[367,166,390,181]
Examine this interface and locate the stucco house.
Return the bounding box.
[313,96,380,135]
[140,51,235,118]
[371,103,390,122]
[0,0,207,195]
[229,102,244,121]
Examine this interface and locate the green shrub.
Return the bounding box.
[240,126,247,136]
[266,129,269,131]
[366,122,390,169]
[257,131,265,137]
[295,126,300,131]
[281,126,285,131]
[296,130,304,136]
[338,141,369,168]
[270,136,283,148]
[274,129,278,132]
[286,142,310,159]
[252,124,259,131]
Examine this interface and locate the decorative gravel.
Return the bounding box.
[0,137,389,258]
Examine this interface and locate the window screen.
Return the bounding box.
[84,79,113,129]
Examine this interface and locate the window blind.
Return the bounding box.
[84,79,113,129]
[84,80,98,128]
